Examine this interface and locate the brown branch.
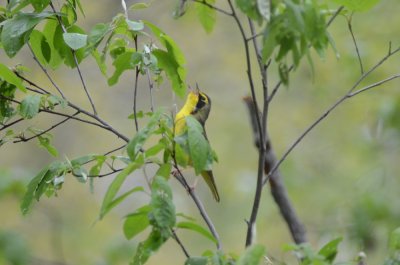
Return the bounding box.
[243,97,307,244]
[27,44,66,98]
[1,118,24,131]
[13,111,80,143]
[172,163,222,250]
[347,14,364,74]
[172,229,191,258]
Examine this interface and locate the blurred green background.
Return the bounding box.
[1,0,400,264]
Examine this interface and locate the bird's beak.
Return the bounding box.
[188,84,199,95]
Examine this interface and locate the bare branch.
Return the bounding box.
[27,44,66,98]
[1,118,24,131]
[347,14,364,74]
[50,1,97,115]
[326,6,344,27]
[13,111,80,143]
[172,229,191,258]
[263,46,400,186]
[172,163,222,250]
[146,68,155,112]
[243,97,307,244]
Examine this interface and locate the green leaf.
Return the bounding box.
[155,163,172,179]
[186,116,210,175]
[29,30,51,65]
[37,134,59,157]
[195,0,216,33]
[54,25,86,68]
[331,0,380,11]
[89,155,106,176]
[126,19,144,31]
[0,63,26,92]
[19,95,41,119]
[235,0,263,24]
[70,154,97,166]
[63,32,88,50]
[257,0,270,21]
[99,156,144,219]
[123,205,152,239]
[149,176,176,237]
[131,229,167,265]
[105,186,144,217]
[318,237,342,262]
[127,109,162,161]
[20,166,50,215]
[389,228,400,251]
[0,12,54,57]
[152,49,186,98]
[30,0,51,12]
[20,161,68,214]
[177,221,217,244]
[42,19,63,69]
[108,51,142,86]
[237,244,266,265]
[85,23,111,56]
[130,3,151,10]
[185,257,209,265]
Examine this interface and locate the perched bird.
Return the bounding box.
[174,86,220,202]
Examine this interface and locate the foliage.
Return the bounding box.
[1,0,397,264]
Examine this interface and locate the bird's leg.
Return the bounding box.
[189,177,200,192]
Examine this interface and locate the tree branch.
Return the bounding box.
[27,44,66,98]
[13,111,80,143]
[347,14,364,74]
[263,45,400,186]
[243,97,307,244]
[172,229,191,258]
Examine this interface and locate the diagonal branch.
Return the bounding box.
[263,46,400,186]
[13,111,80,143]
[347,14,364,74]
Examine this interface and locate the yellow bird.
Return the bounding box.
[174,86,220,202]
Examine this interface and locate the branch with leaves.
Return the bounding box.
[1,0,399,265]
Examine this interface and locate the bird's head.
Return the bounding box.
[189,84,211,126]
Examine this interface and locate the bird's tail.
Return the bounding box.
[201,170,220,202]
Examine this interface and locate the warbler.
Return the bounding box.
[174,85,220,202]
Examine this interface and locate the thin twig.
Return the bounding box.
[227,0,266,247]
[50,1,97,115]
[146,68,155,112]
[27,44,66,98]
[171,229,190,258]
[326,6,344,27]
[133,36,140,132]
[263,46,400,186]
[172,164,222,250]
[347,14,364,74]
[1,118,24,131]
[13,111,80,143]
[191,0,233,16]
